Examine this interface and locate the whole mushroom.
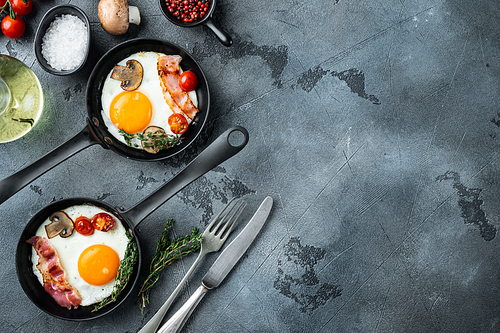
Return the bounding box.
[98,0,141,35]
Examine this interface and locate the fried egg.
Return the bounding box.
[100,51,198,149]
[31,204,129,306]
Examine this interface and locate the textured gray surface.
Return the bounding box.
[1,0,500,332]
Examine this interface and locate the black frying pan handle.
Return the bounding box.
[204,17,232,47]
[123,126,249,225]
[0,121,101,205]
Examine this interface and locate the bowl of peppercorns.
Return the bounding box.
[159,0,232,46]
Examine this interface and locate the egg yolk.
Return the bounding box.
[109,91,152,133]
[78,244,120,286]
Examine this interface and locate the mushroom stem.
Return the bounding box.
[129,6,141,25]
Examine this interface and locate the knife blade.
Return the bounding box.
[157,196,273,333]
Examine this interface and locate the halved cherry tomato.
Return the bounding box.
[75,216,94,236]
[91,212,115,232]
[11,0,32,16]
[1,15,25,39]
[168,113,188,134]
[178,71,198,91]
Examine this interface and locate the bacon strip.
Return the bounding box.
[157,55,199,120]
[27,236,81,310]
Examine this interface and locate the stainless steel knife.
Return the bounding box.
[156,196,273,333]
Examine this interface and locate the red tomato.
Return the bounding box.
[1,15,25,39]
[91,212,115,232]
[178,71,198,91]
[0,0,7,7]
[11,0,32,16]
[75,216,94,236]
[168,113,189,134]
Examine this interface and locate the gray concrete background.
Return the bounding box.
[1,0,500,332]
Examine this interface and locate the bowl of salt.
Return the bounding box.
[34,5,90,76]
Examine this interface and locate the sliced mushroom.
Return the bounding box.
[45,211,75,239]
[110,60,143,91]
[141,126,166,154]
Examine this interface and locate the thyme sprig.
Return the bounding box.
[119,129,181,150]
[138,219,202,312]
[93,230,139,312]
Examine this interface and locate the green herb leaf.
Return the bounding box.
[138,219,202,312]
[118,129,181,151]
[92,231,139,312]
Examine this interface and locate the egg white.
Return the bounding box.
[100,51,198,149]
[31,204,129,306]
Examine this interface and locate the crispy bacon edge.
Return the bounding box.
[157,55,199,120]
[27,236,82,310]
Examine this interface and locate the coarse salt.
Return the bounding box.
[41,14,88,71]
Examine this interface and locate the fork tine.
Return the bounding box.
[212,198,240,234]
[218,201,245,235]
[206,198,236,233]
[219,202,247,240]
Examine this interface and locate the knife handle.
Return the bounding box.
[157,284,209,333]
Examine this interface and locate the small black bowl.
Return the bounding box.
[34,5,91,75]
[159,0,232,47]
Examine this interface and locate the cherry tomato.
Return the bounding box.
[168,113,189,134]
[11,0,32,16]
[178,71,198,91]
[91,212,115,232]
[0,0,7,7]
[75,216,94,236]
[1,15,25,39]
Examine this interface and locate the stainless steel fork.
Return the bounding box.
[138,198,247,333]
